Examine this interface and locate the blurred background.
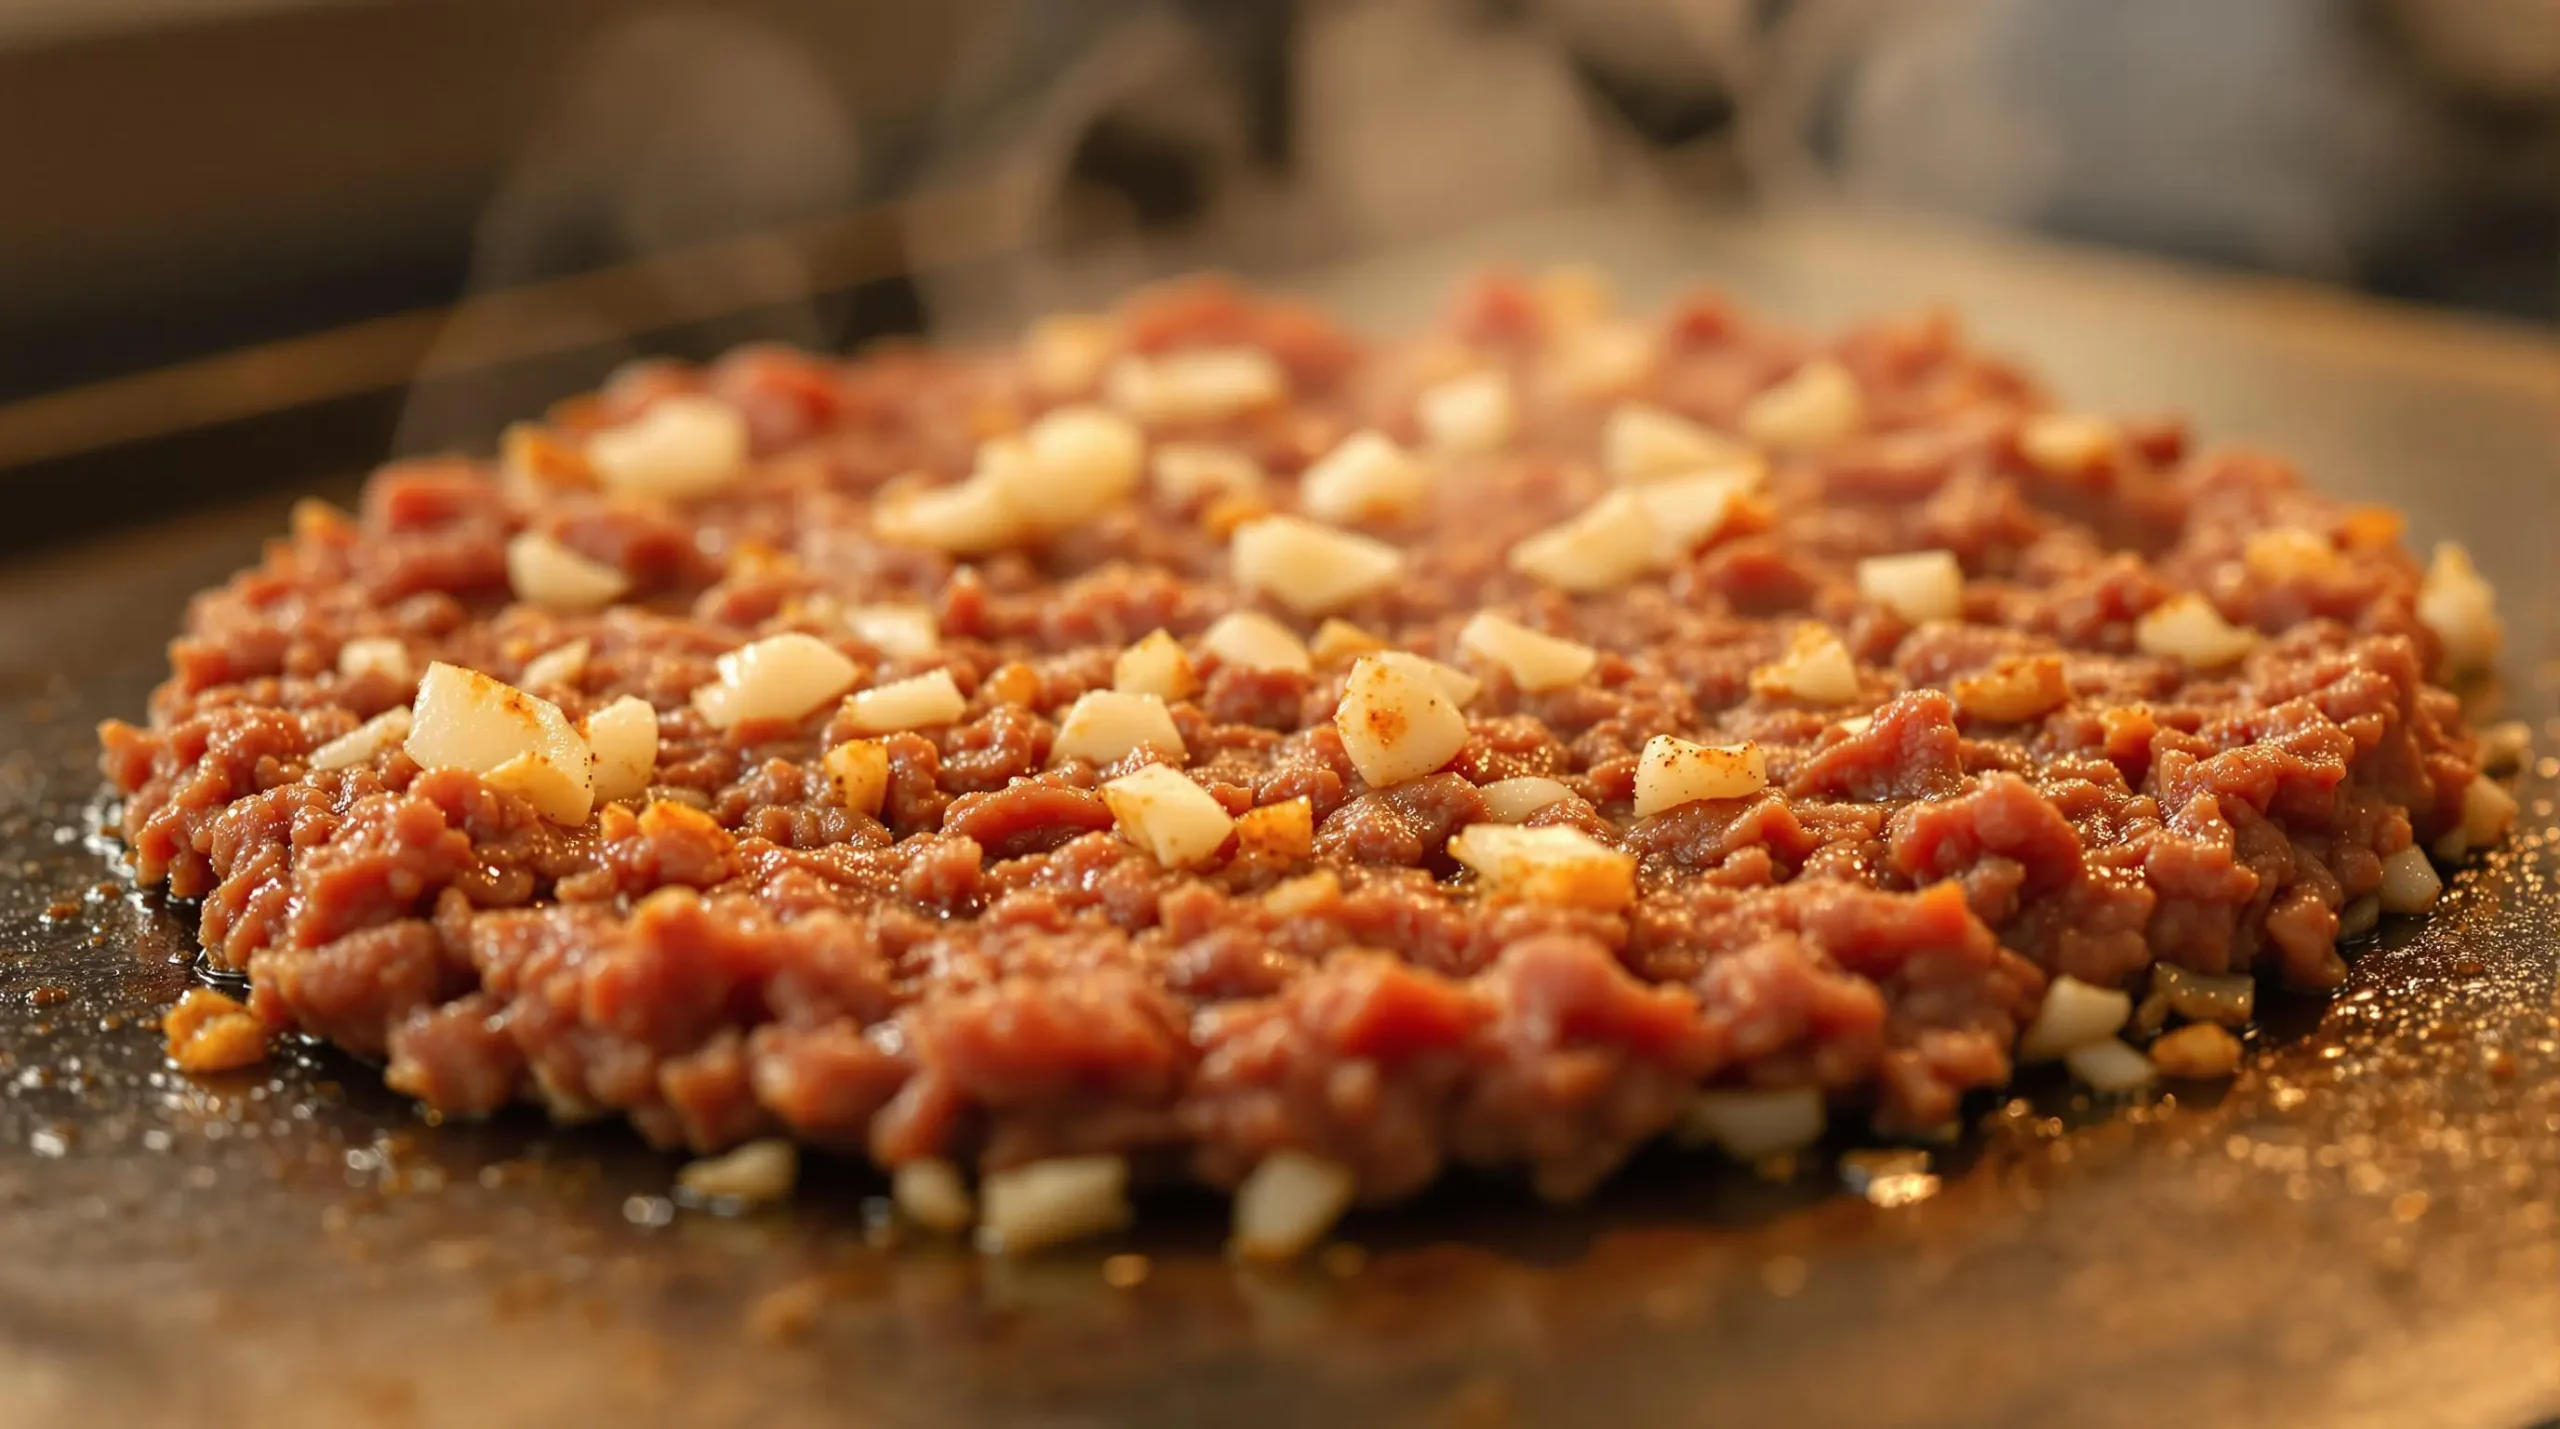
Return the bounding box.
[1,0,2554,546]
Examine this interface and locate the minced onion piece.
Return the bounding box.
[1632,736,1767,818]
[2064,1039,2158,1094]
[692,633,859,731]
[1334,653,1470,788]
[1458,612,1596,692]
[873,473,1025,555]
[1152,442,1266,506]
[1234,797,1315,861]
[2242,528,2342,582]
[506,531,629,612]
[2016,974,2133,1062]
[310,707,413,773]
[824,739,891,816]
[336,637,412,684]
[1605,402,1749,485]
[405,662,594,825]
[844,605,939,660]
[1678,1087,1826,1160]
[1476,775,1574,823]
[2434,774,2520,861]
[893,1159,977,1233]
[1106,348,1286,424]
[844,670,967,735]
[1740,358,1864,449]
[1446,823,1634,910]
[1114,629,1202,699]
[987,404,1147,532]
[586,394,749,501]
[676,1139,798,1204]
[1640,467,1761,564]
[1415,371,1515,455]
[1101,764,1235,868]
[1751,626,1860,704]
[1372,650,1479,708]
[2149,963,2256,1027]
[1230,515,1403,616]
[1298,430,1431,526]
[1952,654,2069,722]
[976,1154,1133,1256]
[2016,412,2120,476]
[1856,550,1964,624]
[1051,690,1186,767]
[1201,611,1311,674]
[1230,1150,1360,1261]
[1550,321,1655,398]
[519,638,590,691]
[1024,312,1116,397]
[2135,594,2258,669]
[2377,846,2442,914]
[1310,618,1385,665]
[584,696,659,805]
[1509,490,1658,594]
[2148,1023,2244,1080]
[2417,542,2501,678]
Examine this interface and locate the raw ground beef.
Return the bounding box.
[101,272,2488,1204]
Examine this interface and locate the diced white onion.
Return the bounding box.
[1202,611,1311,674]
[405,662,594,825]
[1024,313,1116,397]
[844,605,939,660]
[1632,735,1767,818]
[676,1139,798,1204]
[1605,402,1749,485]
[1639,467,1760,564]
[824,739,891,816]
[873,473,1026,555]
[1751,626,1860,705]
[311,707,412,773]
[584,696,658,805]
[1740,358,1864,449]
[1231,515,1403,617]
[1952,654,2069,722]
[1415,371,1515,456]
[2017,974,2133,1062]
[1550,321,1655,398]
[988,404,1147,532]
[1152,442,1266,506]
[336,638,412,684]
[1106,348,1286,424]
[586,394,749,501]
[1476,776,1574,823]
[1101,764,1236,868]
[2135,594,2258,669]
[1051,690,1186,767]
[893,1158,977,1233]
[2377,845,2442,914]
[1508,490,1658,594]
[1114,629,1203,699]
[1856,550,1965,624]
[519,638,590,691]
[1299,429,1431,526]
[2064,1039,2158,1094]
[1446,823,1634,909]
[506,531,629,612]
[1678,1087,1826,1160]
[844,669,967,735]
[692,633,860,731]
[1371,650,1479,709]
[1230,1150,1359,1261]
[2418,542,2501,679]
[2016,412,2119,476]
[975,1154,1133,1256]
[1458,612,1596,692]
[1334,653,1470,788]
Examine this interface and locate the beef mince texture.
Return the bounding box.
[100,273,2487,1202]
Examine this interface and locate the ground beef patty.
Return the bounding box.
[100,270,2509,1220]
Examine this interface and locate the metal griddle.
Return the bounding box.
[1,209,2554,1429]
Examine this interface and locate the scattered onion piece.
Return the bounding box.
[519,639,590,691]
[1415,371,1515,455]
[976,1154,1133,1256]
[844,670,967,735]
[2016,413,2119,476]
[844,605,939,660]
[1334,653,1470,788]
[893,1159,977,1233]
[1751,626,1860,705]
[1632,736,1766,818]
[677,1139,798,1204]
[1231,515,1403,616]
[693,633,859,731]
[1477,776,1574,823]
[1201,611,1311,674]
[1459,612,1596,692]
[2135,594,2258,669]
[336,638,412,684]
[1299,429,1431,526]
[1231,1150,1360,1261]
[586,394,748,501]
[1101,764,1235,869]
[1114,629,1202,700]
[823,739,891,817]
[1447,823,1634,909]
[506,531,628,612]
[1508,491,1658,594]
[1605,402,1749,485]
[1152,443,1265,506]
[2064,1039,2157,1094]
[311,707,412,773]
[2417,542,2502,678]
[1857,550,1965,624]
[1106,348,1286,424]
[2017,975,2132,1062]
[583,695,658,805]
[405,662,594,825]
[2377,846,2442,914]
[1740,358,1864,449]
[1678,1087,1826,1160]
[1051,690,1186,767]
